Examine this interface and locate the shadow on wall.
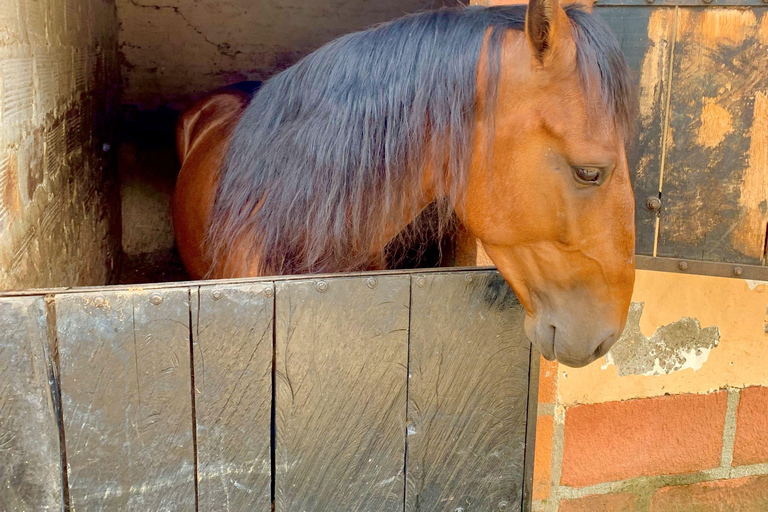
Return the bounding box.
[117,107,187,284]
[117,0,466,111]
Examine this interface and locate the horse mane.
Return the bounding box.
[208,4,635,276]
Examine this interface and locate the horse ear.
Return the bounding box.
[525,0,572,64]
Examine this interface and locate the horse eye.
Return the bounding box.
[574,167,601,184]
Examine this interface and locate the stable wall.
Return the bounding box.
[0,0,121,290]
[1,0,465,289]
[531,271,768,512]
[117,0,452,110]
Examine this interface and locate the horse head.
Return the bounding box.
[460,0,636,367]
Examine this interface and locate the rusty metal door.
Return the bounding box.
[596,0,768,280]
[0,269,538,512]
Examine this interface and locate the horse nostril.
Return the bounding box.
[593,336,614,359]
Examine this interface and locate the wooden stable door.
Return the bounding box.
[0,269,538,512]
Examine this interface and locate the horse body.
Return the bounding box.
[172,1,637,367]
[173,86,437,278]
[173,85,255,278]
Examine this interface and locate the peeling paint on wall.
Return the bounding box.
[733,90,768,258]
[638,9,673,124]
[697,99,733,148]
[560,271,768,405]
[604,302,720,377]
[657,9,768,264]
[746,280,768,290]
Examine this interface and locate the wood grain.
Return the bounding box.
[274,276,410,512]
[406,271,531,512]
[0,296,62,511]
[57,288,195,511]
[194,283,273,511]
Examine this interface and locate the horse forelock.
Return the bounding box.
[565,5,638,142]
[208,4,635,277]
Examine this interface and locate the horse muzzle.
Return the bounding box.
[523,289,627,368]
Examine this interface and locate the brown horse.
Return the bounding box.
[172,0,637,367]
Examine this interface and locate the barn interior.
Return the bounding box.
[0,0,464,291]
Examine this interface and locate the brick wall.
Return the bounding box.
[532,271,768,512]
[539,386,768,511]
[0,0,121,290]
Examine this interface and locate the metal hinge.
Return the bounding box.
[636,255,768,281]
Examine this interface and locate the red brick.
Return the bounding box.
[650,475,768,512]
[533,414,554,500]
[733,386,768,466]
[559,492,638,512]
[561,392,727,487]
[538,355,558,404]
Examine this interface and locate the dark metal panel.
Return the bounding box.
[57,289,196,511]
[274,276,410,512]
[598,7,675,255]
[405,271,532,512]
[657,7,768,264]
[637,254,768,280]
[194,283,273,511]
[521,349,541,512]
[0,296,63,511]
[600,7,676,256]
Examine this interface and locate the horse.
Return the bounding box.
[172,0,637,368]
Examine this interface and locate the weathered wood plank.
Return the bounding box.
[600,7,676,256]
[57,289,195,510]
[194,283,273,511]
[405,271,532,512]
[0,296,62,511]
[521,348,540,512]
[274,276,410,512]
[657,8,768,263]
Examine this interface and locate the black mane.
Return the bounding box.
[209,4,635,276]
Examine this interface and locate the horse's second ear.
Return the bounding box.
[525,0,570,64]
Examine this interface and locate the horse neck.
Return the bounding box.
[364,158,442,263]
